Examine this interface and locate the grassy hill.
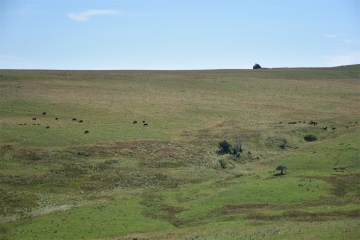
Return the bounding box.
[0,65,359,239]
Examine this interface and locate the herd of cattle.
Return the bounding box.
[280,120,358,130]
[20,112,357,135]
[20,112,149,134]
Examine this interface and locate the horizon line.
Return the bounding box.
[2,64,358,71]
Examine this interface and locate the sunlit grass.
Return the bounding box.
[0,66,359,239]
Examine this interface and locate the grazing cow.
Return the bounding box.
[144,123,148,126]
[346,126,348,129]
[79,120,83,123]
[299,121,301,123]
[46,126,50,129]
[42,112,46,115]
[32,118,36,120]
[323,127,327,130]
[288,121,297,124]
[279,122,282,124]
[309,121,317,126]
[84,130,89,134]
[309,121,316,124]
[72,118,77,121]
[55,118,58,120]
[332,127,336,130]
[142,120,146,123]
[133,121,137,124]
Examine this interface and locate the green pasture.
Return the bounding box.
[0,66,359,239]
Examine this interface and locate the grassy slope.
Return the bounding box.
[0,65,359,239]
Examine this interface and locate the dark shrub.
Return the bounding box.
[304,134,318,142]
[217,140,232,155]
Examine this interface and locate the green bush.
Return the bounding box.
[304,134,318,142]
[219,159,227,169]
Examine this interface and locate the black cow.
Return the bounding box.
[84,130,89,134]
[309,121,317,126]
[72,118,77,121]
[133,121,137,124]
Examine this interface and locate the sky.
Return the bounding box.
[0,0,359,70]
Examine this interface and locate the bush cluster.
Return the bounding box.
[217,140,242,157]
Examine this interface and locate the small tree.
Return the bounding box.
[276,165,287,175]
[232,138,243,157]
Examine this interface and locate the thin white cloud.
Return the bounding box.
[322,52,360,66]
[68,10,118,22]
[343,39,360,45]
[326,34,336,38]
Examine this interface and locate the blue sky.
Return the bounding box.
[1,0,359,70]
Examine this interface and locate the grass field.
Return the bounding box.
[0,65,359,239]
